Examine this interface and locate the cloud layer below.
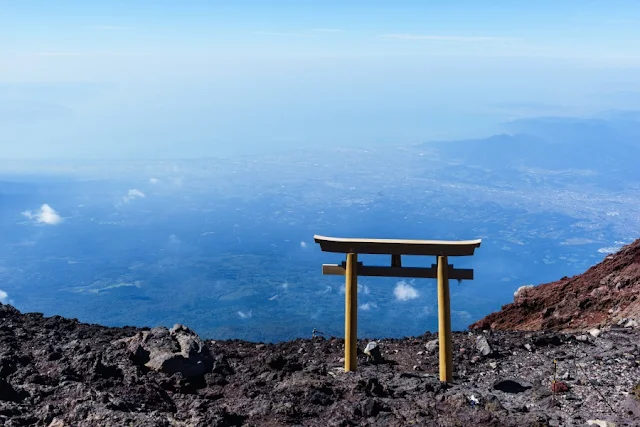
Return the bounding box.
[22,204,62,225]
[394,281,419,301]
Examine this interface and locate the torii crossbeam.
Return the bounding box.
[314,235,482,382]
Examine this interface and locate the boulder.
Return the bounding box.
[125,324,213,377]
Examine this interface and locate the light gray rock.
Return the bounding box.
[589,328,602,338]
[125,324,213,377]
[624,319,638,328]
[425,339,439,353]
[364,341,383,363]
[621,395,640,419]
[587,420,616,427]
[476,336,492,356]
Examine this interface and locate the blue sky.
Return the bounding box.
[1,0,640,159]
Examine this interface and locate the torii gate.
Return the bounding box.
[314,235,481,382]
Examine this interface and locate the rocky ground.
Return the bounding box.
[1,303,639,426]
[471,239,640,332]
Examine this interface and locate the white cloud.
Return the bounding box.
[149,177,160,184]
[360,302,377,311]
[122,189,146,203]
[281,282,289,290]
[169,234,181,244]
[0,289,8,303]
[22,204,62,225]
[514,285,535,298]
[394,281,419,301]
[300,241,308,248]
[238,310,252,319]
[339,283,371,295]
[380,34,502,42]
[422,306,435,316]
[452,310,472,320]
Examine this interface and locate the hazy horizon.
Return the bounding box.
[2,0,640,159]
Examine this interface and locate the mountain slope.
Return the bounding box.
[471,239,640,331]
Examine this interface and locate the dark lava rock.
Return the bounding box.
[0,378,25,402]
[484,394,506,413]
[124,324,213,377]
[471,238,640,332]
[1,302,638,426]
[356,398,388,417]
[493,378,533,393]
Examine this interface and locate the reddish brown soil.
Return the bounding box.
[471,239,640,332]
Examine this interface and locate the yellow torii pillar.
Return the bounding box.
[314,235,481,381]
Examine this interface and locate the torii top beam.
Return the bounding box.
[313,235,482,257]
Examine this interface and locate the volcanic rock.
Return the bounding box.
[364,341,383,364]
[471,238,640,331]
[124,324,213,377]
[493,378,533,393]
[425,339,439,353]
[475,335,492,356]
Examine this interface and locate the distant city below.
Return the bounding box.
[2,113,639,341]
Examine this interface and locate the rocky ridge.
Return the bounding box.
[1,303,639,426]
[471,239,640,332]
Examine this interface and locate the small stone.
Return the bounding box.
[489,362,498,369]
[475,336,492,356]
[425,339,439,353]
[255,343,266,349]
[550,381,569,393]
[587,421,616,427]
[624,319,638,328]
[524,343,533,352]
[576,335,589,342]
[589,328,602,338]
[364,341,383,363]
[416,351,424,356]
[484,394,505,413]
